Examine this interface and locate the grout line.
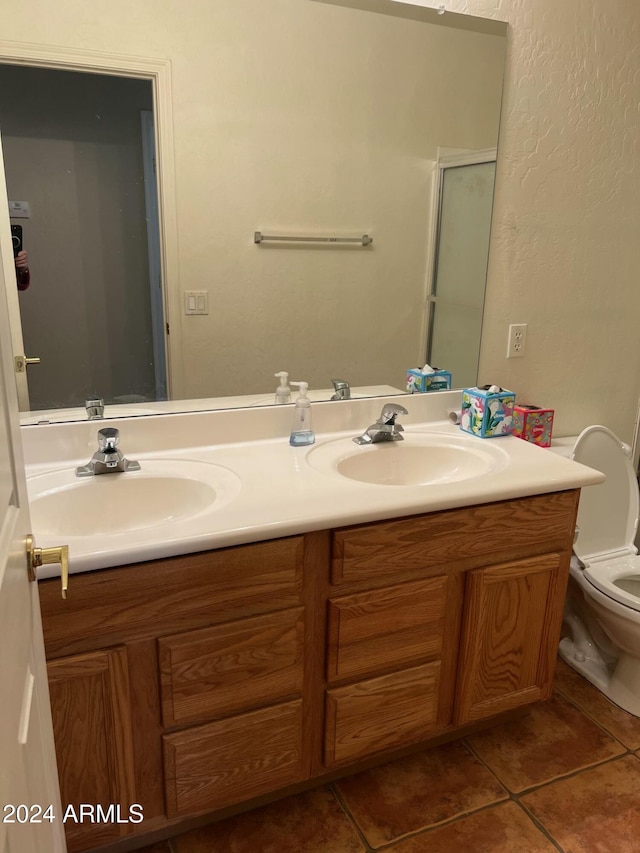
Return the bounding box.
[510,752,634,798]
[462,718,632,800]
[552,682,640,752]
[329,783,375,852]
[351,799,512,851]
[462,735,512,790]
[512,797,566,853]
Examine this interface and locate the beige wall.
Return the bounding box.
[445,0,640,440]
[0,0,503,401]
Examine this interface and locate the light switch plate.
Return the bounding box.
[184,291,209,315]
[9,201,30,219]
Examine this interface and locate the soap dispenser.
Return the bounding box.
[274,371,291,405]
[289,381,315,446]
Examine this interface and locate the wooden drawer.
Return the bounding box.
[39,537,304,657]
[331,491,579,585]
[325,663,441,767]
[159,607,304,727]
[326,578,448,683]
[163,699,304,818]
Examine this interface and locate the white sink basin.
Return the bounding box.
[307,432,509,486]
[28,459,241,537]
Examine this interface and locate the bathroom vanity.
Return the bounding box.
[25,394,601,852]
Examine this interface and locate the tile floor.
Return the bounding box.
[139,660,640,853]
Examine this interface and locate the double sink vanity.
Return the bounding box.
[24,390,603,852]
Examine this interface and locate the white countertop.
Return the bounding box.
[22,392,604,578]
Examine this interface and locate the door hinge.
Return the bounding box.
[166,322,170,335]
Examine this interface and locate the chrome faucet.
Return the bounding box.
[353,403,408,445]
[75,427,141,477]
[85,398,104,420]
[330,379,351,401]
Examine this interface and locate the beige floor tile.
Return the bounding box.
[172,787,365,853]
[554,658,640,749]
[521,754,640,853]
[388,802,558,853]
[466,692,625,793]
[334,740,508,849]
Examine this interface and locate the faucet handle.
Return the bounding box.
[379,403,408,425]
[97,427,120,452]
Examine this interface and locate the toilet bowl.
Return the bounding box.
[557,425,640,715]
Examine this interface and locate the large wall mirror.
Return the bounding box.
[0,0,507,423]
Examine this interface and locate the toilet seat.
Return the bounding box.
[571,425,640,613]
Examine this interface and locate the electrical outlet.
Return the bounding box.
[507,323,527,358]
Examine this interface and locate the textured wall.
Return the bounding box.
[444,0,640,441]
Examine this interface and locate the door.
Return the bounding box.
[0,148,66,850]
[0,129,30,410]
[427,158,496,389]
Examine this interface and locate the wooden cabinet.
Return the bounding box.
[39,536,313,852]
[323,489,577,770]
[47,647,136,850]
[38,489,579,852]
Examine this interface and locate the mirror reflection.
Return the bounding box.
[0,0,507,423]
[0,67,164,413]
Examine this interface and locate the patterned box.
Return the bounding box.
[460,386,515,438]
[406,368,452,393]
[512,403,554,447]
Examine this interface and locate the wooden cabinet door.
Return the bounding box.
[47,647,136,852]
[454,553,568,726]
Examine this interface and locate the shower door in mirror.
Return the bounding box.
[427,158,496,390]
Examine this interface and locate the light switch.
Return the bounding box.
[184,290,209,315]
[9,201,31,219]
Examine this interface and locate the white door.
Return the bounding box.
[0,164,66,849]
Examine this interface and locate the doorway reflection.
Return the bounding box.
[427,158,496,389]
[0,65,165,410]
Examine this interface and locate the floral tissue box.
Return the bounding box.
[460,385,515,438]
[512,403,554,447]
[406,367,452,393]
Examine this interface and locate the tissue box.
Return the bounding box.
[406,368,452,393]
[512,404,554,447]
[460,386,515,438]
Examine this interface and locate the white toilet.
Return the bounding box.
[558,425,640,716]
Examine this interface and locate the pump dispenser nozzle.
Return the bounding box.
[274,371,291,404]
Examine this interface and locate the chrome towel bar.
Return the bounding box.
[254,231,373,246]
